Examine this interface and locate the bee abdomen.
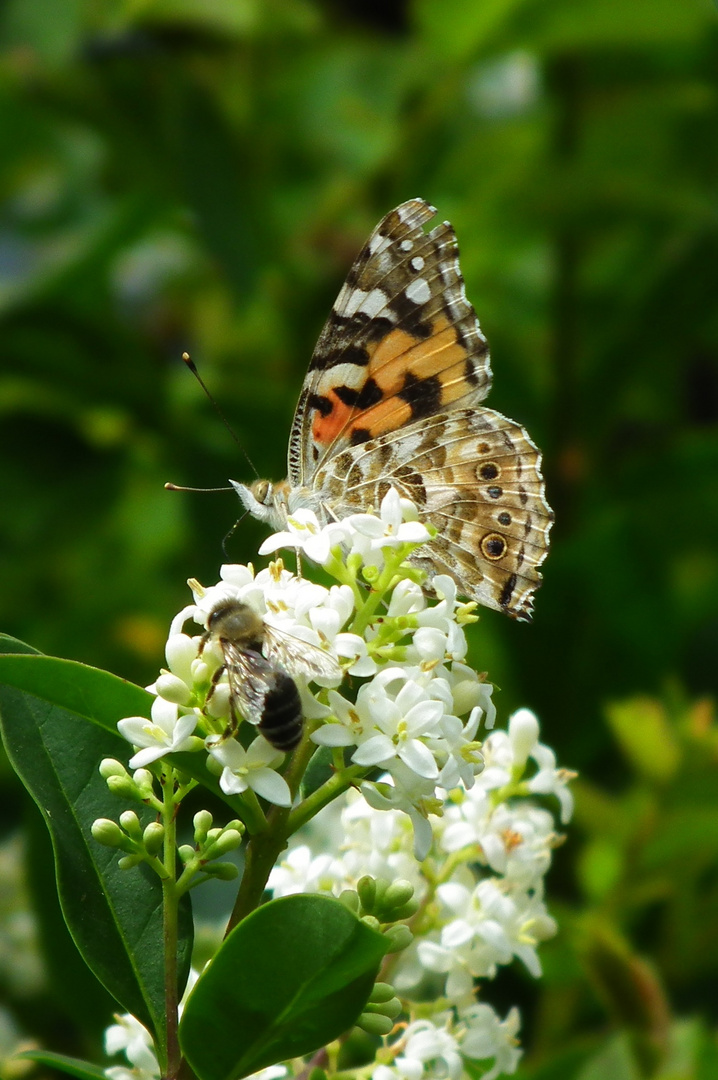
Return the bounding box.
[259,672,303,751]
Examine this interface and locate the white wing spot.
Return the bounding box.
[400,239,414,252]
[405,277,432,305]
[410,255,425,272]
[358,288,389,319]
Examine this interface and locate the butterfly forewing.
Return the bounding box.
[290,201,493,485]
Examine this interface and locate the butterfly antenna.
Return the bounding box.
[165,482,234,493]
[182,351,259,479]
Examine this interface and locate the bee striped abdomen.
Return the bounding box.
[258,671,303,751]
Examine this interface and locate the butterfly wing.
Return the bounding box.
[288,199,492,487]
[312,407,553,621]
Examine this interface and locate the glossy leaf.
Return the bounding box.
[16,1051,108,1080]
[180,894,387,1080]
[0,647,193,1063]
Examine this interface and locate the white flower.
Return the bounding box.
[362,762,442,861]
[526,741,576,823]
[346,488,432,552]
[351,671,445,779]
[117,697,198,769]
[459,1003,522,1080]
[207,736,291,806]
[396,1018,463,1080]
[259,509,347,565]
[268,845,347,897]
[104,1013,159,1080]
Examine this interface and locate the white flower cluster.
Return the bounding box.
[108,488,575,1080]
[267,709,573,1080]
[116,489,493,844]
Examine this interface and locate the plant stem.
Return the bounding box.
[161,765,181,1080]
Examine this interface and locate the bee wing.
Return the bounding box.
[221,641,279,725]
[262,624,341,683]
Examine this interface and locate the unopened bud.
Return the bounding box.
[132,769,155,798]
[357,875,376,911]
[193,810,213,843]
[119,811,142,838]
[383,880,414,911]
[382,924,413,952]
[339,889,359,913]
[357,1012,394,1036]
[360,915,381,933]
[209,830,243,857]
[369,983,395,1003]
[118,854,145,870]
[106,775,137,799]
[91,819,126,848]
[202,862,239,881]
[155,673,192,706]
[143,822,165,855]
[99,759,128,780]
[178,845,195,864]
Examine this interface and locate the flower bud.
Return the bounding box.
[106,775,137,800]
[143,822,165,856]
[208,830,243,857]
[357,876,376,912]
[132,769,155,798]
[368,982,396,1004]
[356,1012,394,1036]
[382,880,414,911]
[508,708,540,768]
[360,915,381,933]
[193,810,213,843]
[202,862,239,880]
[99,759,128,779]
[91,818,126,848]
[155,673,192,706]
[119,811,142,838]
[338,889,360,914]
[178,845,195,864]
[382,924,413,952]
[118,854,145,870]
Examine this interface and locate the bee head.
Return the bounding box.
[206,599,264,645]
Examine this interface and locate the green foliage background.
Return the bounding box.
[1,0,717,1077]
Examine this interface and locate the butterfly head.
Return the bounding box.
[230,478,290,529]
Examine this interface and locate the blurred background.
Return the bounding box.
[1,0,717,1077]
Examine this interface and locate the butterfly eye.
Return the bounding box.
[252,480,271,505]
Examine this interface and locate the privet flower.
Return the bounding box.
[107,488,574,1080]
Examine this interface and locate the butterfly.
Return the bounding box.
[232,199,553,621]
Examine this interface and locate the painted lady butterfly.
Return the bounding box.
[233,199,553,621]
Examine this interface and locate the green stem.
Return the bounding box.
[288,765,367,835]
[225,730,318,932]
[161,765,181,1080]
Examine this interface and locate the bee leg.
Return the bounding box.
[204,663,238,740]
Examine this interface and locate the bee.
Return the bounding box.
[201,598,341,752]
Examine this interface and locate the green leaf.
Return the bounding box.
[0,645,264,826]
[0,651,193,1065]
[180,894,387,1080]
[15,1050,108,1080]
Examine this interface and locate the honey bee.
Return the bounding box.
[201,598,341,752]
